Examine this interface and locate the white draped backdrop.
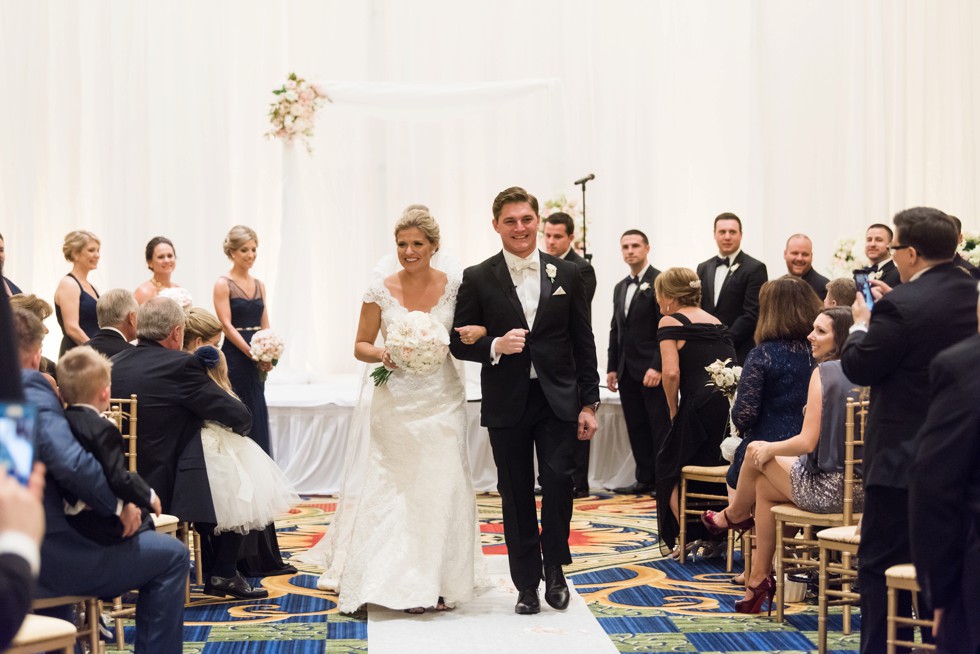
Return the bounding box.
[2,0,980,374]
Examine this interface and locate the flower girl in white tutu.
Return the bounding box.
[194,344,300,534]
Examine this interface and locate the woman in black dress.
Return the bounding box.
[53,230,101,357]
[654,267,735,558]
[213,225,294,576]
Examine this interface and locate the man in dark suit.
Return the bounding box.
[910,315,980,653]
[864,223,902,287]
[451,186,600,615]
[111,297,264,600]
[696,212,768,363]
[14,307,188,654]
[948,215,980,280]
[606,229,670,496]
[784,233,829,299]
[841,207,978,654]
[542,211,596,497]
[85,288,137,358]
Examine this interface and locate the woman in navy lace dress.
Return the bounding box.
[214,225,295,577]
[726,277,822,490]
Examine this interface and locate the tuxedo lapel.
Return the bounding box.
[703,260,717,312]
[718,252,741,299]
[533,253,553,330]
[617,278,629,321]
[492,255,529,329]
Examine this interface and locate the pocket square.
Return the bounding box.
[552,286,566,296]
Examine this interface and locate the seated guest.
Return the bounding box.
[58,346,161,545]
[864,223,902,287]
[727,277,821,490]
[111,297,266,599]
[0,465,45,651]
[13,307,187,654]
[909,289,980,651]
[948,215,980,280]
[86,288,138,357]
[783,234,829,299]
[0,232,21,295]
[823,277,857,308]
[703,308,864,614]
[8,294,58,376]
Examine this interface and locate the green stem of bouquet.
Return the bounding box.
[371,366,393,386]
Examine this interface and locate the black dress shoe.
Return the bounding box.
[573,488,590,499]
[515,588,540,614]
[610,481,655,495]
[258,563,298,577]
[204,572,269,600]
[543,565,570,610]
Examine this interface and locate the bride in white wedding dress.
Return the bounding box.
[299,208,488,613]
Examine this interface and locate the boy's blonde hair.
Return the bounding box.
[57,346,111,405]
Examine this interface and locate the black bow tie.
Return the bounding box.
[716,256,731,267]
[628,275,640,285]
[869,263,880,272]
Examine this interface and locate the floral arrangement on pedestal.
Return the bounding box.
[265,73,330,154]
[958,230,980,266]
[828,236,870,279]
[539,193,589,254]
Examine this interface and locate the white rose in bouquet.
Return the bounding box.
[371,311,450,385]
[158,286,193,310]
[249,329,285,381]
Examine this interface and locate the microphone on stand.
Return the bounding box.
[574,174,595,260]
[574,173,595,186]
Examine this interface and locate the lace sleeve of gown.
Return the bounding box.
[732,343,768,432]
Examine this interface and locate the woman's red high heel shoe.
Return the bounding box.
[701,509,755,535]
[734,575,776,615]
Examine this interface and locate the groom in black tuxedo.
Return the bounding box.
[451,186,600,615]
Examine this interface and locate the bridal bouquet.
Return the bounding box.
[371,311,450,386]
[265,73,330,154]
[704,358,743,462]
[158,286,192,310]
[250,329,285,381]
[959,230,980,266]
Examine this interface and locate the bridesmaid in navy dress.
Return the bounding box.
[213,225,295,576]
[54,230,101,357]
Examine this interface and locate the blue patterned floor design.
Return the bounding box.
[111,493,861,652]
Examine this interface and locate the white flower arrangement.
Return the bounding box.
[958,230,980,266]
[249,329,285,381]
[704,358,743,462]
[539,193,590,253]
[265,73,330,154]
[829,236,870,278]
[158,287,192,310]
[371,311,449,385]
[545,263,557,282]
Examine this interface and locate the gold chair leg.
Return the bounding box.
[887,586,897,654]
[678,478,688,564]
[842,551,853,635]
[775,519,785,622]
[817,545,828,654]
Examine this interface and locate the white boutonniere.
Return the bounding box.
[545,263,557,282]
[869,270,882,280]
[728,263,741,274]
[639,281,651,292]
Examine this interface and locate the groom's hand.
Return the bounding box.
[577,409,598,441]
[494,328,528,355]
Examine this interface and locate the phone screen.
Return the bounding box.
[0,403,37,485]
[853,270,874,310]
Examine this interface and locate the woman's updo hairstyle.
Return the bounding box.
[62,230,100,262]
[222,225,259,258]
[654,267,702,307]
[394,208,440,252]
[182,307,223,351]
[145,236,176,266]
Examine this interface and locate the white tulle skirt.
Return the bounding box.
[200,420,300,534]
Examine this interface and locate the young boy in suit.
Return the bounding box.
[56,346,160,545]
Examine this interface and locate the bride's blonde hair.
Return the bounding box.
[394,208,440,251]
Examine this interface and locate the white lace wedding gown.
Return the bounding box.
[300,275,487,612]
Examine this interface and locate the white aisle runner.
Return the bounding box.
[368,555,618,654]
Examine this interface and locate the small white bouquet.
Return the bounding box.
[265,72,330,154]
[704,358,743,462]
[158,286,193,310]
[371,311,450,386]
[959,230,980,266]
[249,329,285,381]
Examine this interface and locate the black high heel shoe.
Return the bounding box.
[701,509,755,535]
[734,575,776,615]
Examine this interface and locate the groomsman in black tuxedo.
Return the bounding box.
[606,230,670,495]
[783,234,829,299]
[864,223,902,287]
[910,306,980,652]
[542,212,596,498]
[451,186,600,616]
[84,288,137,358]
[841,207,978,654]
[949,215,980,279]
[696,213,768,363]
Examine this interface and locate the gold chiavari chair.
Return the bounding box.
[29,596,100,654]
[677,465,738,571]
[6,615,77,654]
[771,396,866,622]
[885,564,937,654]
[815,523,860,653]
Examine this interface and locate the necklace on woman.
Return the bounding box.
[151,277,167,289]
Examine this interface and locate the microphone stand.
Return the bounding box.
[575,175,594,262]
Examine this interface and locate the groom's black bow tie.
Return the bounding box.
[715,256,731,267]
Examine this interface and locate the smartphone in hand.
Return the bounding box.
[0,403,37,486]
[853,269,875,310]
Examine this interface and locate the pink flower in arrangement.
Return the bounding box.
[299,89,314,102]
[265,72,327,154]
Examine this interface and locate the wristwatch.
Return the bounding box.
[585,401,600,413]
